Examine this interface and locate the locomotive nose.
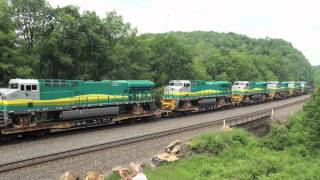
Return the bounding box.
[165,86,181,94]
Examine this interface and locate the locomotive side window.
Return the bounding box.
[21,85,25,91]
[32,85,37,90]
[26,85,32,91]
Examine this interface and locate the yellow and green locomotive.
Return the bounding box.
[161,80,232,112]
[231,81,269,105]
[0,79,155,136]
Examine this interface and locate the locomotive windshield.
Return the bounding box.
[10,83,19,89]
[234,81,249,86]
[169,83,184,86]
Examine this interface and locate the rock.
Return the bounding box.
[165,139,182,153]
[59,171,78,180]
[176,143,190,157]
[84,171,104,180]
[152,153,178,166]
[170,145,182,155]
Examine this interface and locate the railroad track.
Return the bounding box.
[0,96,310,173]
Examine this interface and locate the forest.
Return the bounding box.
[0,0,314,87]
[313,65,320,85]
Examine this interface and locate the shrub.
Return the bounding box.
[190,128,253,154]
[262,124,290,150]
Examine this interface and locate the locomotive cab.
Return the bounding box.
[267,81,279,98]
[0,79,40,100]
[232,81,250,91]
[232,81,250,103]
[164,80,191,94]
[161,80,191,110]
[267,81,279,89]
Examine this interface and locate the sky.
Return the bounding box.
[48,0,320,66]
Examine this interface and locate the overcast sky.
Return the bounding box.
[49,0,320,66]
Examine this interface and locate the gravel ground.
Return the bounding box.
[0,95,309,180]
[1,124,223,180]
[0,95,309,166]
[271,101,305,123]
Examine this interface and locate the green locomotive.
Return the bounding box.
[294,81,309,95]
[231,81,269,104]
[161,80,232,112]
[279,81,295,97]
[0,79,155,136]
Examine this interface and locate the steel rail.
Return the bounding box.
[0,95,310,173]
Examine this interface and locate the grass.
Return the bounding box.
[107,122,320,180]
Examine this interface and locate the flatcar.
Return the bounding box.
[0,79,155,137]
[161,80,232,113]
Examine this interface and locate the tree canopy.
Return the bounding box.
[0,0,314,87]
[312,65,320,85]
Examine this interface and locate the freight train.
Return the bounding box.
[0,78,311,139]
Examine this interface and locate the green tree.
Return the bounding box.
[10,0,56,77]
[302,88,320,147]
[0,0,30,86]
[146,35,193,86]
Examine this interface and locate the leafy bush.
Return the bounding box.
[262,124,291,150]
[190,128,254,154]
[302,88,320,147]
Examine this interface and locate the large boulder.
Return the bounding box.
[165,140,182,154]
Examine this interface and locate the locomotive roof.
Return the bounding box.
[9,79,39,84]
[113,80,155,87]
[206,81,231,85]
[281,81,295,84]
[255,82,268,85]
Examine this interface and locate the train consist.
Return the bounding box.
[0,78,311,139]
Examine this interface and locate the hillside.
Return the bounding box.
[141,31,313,83]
